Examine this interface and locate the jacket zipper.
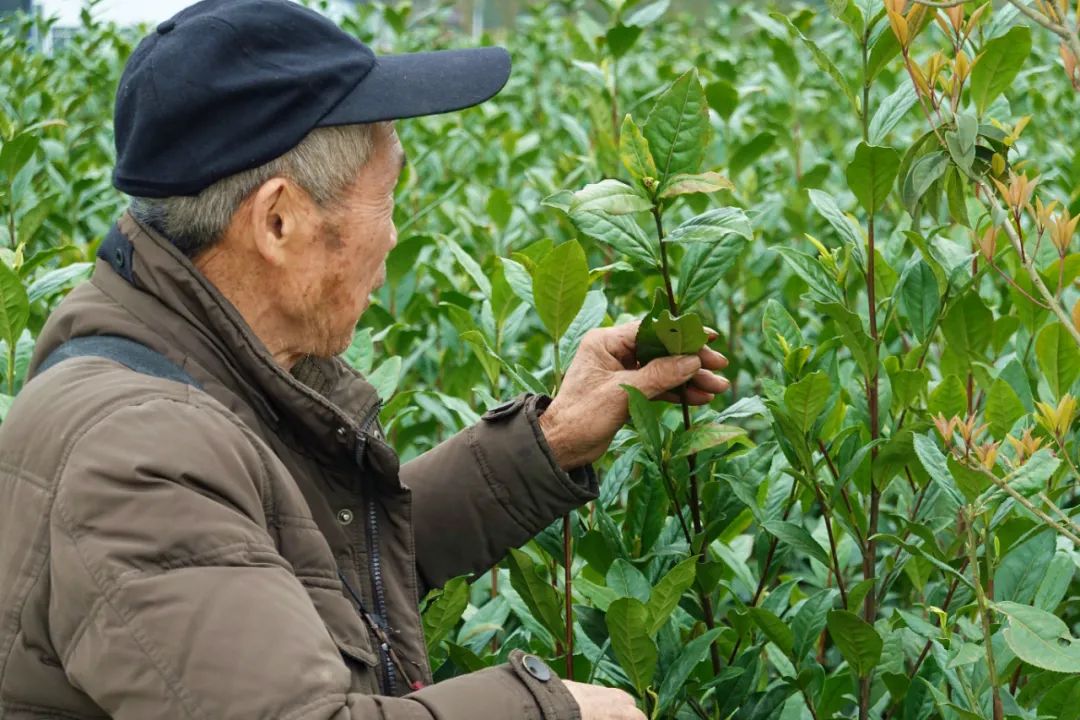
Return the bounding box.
[366,497,396,695]
[357,401,397,695]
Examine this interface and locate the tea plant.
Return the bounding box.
[3,0,1080,718]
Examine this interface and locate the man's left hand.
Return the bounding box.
[538,321,729,470]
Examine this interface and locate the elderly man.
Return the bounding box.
[0,1,729,718]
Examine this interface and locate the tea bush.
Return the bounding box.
[2,1,1080,718]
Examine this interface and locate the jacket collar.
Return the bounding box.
[56,211,381,466]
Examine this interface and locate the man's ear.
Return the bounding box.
[247,178,316,266]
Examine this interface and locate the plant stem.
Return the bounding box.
[651,203,719,675]
[563,513,574,678]
[968,511,1004,720]
[970,463,1080,545]
[552,340,573,674]
[5,180,15,251]
[727,482,799,664]
[659,459,694,546]
[809,476,849,609]
[6,343,14,395]
[859,31,880,720]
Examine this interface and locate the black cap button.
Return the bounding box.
[522,654,551,682]
[156,19,176,34]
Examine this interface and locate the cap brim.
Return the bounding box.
[318,46,511,126]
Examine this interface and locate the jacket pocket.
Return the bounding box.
[305,583,379,668]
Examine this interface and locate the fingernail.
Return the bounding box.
[678,356,701,373]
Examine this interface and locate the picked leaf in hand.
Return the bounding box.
[635,290,708,363]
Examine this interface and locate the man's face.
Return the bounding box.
[288,122,405,358]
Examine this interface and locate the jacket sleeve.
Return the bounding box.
[401,394,598,591]
[48,395,579,720]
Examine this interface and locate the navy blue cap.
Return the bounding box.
[113,0,512,198]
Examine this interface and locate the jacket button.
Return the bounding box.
[522,654,551,682]
[335,426,349,442]
[336,509,353,525]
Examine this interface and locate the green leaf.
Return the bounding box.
[902,151,949,216]
[671,422,747,458]
[774,247,844,305]
[748,606,794,656]
[1036,322,1080,399]
[941,291,992,365]
[983,449,1060,502]
[868,83,918,145]
[994,531,1053,605]
[762,299,803,358]
[727,131,776,175]
[929,375,967,419]
[656,628,724,713]
[559,289,607,360]
[498,258,534,307]
[773,13,859,117]
[986,378,1025,440]
[422,576,469,656]
[624,384,662,458]
[867,26,901,83]
[0,132,39,179]
[24,262,92,305]
[1034,549,1074,612]
[570,210,658,266]
[783,371,831,434]
[898,259,940,343]
[846,142,900,215]
[945,113,977,171]
[761,519,831,568]
[620,114,657,182]
[643,69,710,184]
[913,432,965,509]
[665,207,752,245]
[606,597,658,696]
[816,302,874,378]
[532,240,590,341]
[997,600,1080,673]
[635,288,671,363]
[658,171,733,199]
[826,610,883,677]
[652,309,707,355]
[442,235,492,296]
[646,556,697,635]
[623,0,669,27]
[705,79,739,120]
[792,590,836,661]
[807,189,862,254]
[679,233,747,308]
[0,261,29,350]
[367,356,402,401]
[605,23,642,58]
[607,558,652,603]
[507,549,565,640]
[570,179,652,215]
[970,26,1032,116]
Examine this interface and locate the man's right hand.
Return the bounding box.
[563,680,646,719]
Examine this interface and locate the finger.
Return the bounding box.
[689,369,730,394]
[704,326,719,341]
[682,386,716,405]
[698,346,728,370]
[619,354,701,398]
[585,322,641,364]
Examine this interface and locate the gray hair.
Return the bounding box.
[129,123,378,258]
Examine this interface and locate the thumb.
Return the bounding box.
[623,355,701,398]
